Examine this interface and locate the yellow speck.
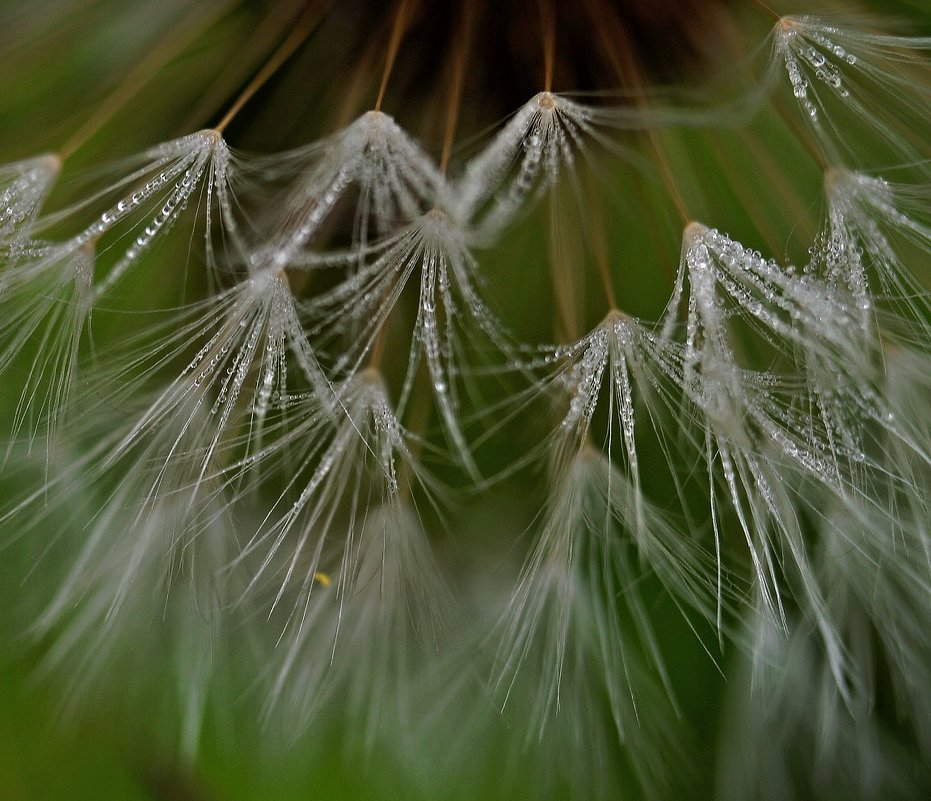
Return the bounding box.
[313,571,331,587]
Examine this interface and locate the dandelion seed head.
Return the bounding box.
[2,4,931,794]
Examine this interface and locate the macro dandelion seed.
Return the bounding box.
[0,154,60,246]
[0,2,929,800]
